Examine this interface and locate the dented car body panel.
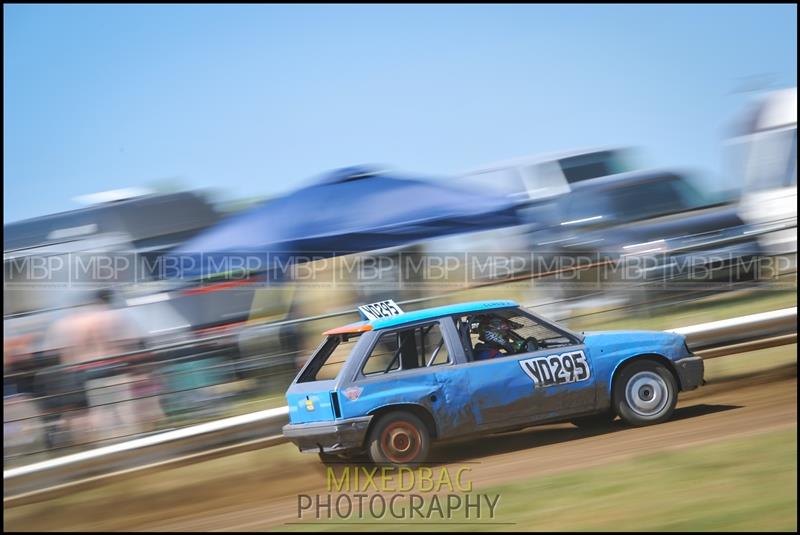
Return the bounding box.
[282,300,702,454]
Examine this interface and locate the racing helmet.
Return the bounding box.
[476,316,524,353]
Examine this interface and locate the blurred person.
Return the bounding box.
[4,335,47,456]
[127,361,166,433]
[4,333,37,396]
[30,348,88,450]
[43,288,147,445]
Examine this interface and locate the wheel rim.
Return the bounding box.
[625,371,670,417]
[380,421,422,463]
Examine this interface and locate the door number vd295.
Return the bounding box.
[519,350,590,387]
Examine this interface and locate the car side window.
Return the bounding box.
[298,334,362,383]
[362,322,450,376]
[423,324,450,367]
[455,311,577,363]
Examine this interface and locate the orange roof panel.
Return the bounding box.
[322,323,373,336]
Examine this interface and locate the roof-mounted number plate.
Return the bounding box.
[358,300,404,321]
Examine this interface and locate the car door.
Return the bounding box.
[454,313,597,430]
[514,341,596,419]
[337,320,475,438]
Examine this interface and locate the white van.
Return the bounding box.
[730,87,797,256]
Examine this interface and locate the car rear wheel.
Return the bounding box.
[367,411,431,466]
[613,360,677,426]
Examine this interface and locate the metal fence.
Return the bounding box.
[4,306,796,504]
[3,265,795,464]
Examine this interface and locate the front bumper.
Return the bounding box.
[675,356,704,391]
[282,416,373,453]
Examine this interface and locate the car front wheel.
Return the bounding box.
[613,360,678,426]
[367,411,431,466]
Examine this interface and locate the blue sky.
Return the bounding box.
[3,4,797,223]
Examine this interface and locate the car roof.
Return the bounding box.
[323,299,519,335]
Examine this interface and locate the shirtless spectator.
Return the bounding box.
[44,288,151,444]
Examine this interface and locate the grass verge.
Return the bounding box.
[287,428,797,532]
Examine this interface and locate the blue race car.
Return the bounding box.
[282,299,704,465]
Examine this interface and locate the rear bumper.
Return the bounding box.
[282,416,373,453]
[675,356,704,391]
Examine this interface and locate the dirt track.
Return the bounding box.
[5,366,797,531]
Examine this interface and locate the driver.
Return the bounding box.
[471,316,527,359]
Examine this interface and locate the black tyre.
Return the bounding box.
[613,360,678,426]
[367,411,431,466]
[317,452,342,465]
[317,450,366,465]
[570,411,616,430]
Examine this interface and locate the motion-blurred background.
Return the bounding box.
[3,4,797,531]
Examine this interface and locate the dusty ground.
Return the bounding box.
[5,364,796,532]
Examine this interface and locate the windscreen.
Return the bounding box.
[565,176,708,225]
[559,150,630,183]
[742,127,797,191]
